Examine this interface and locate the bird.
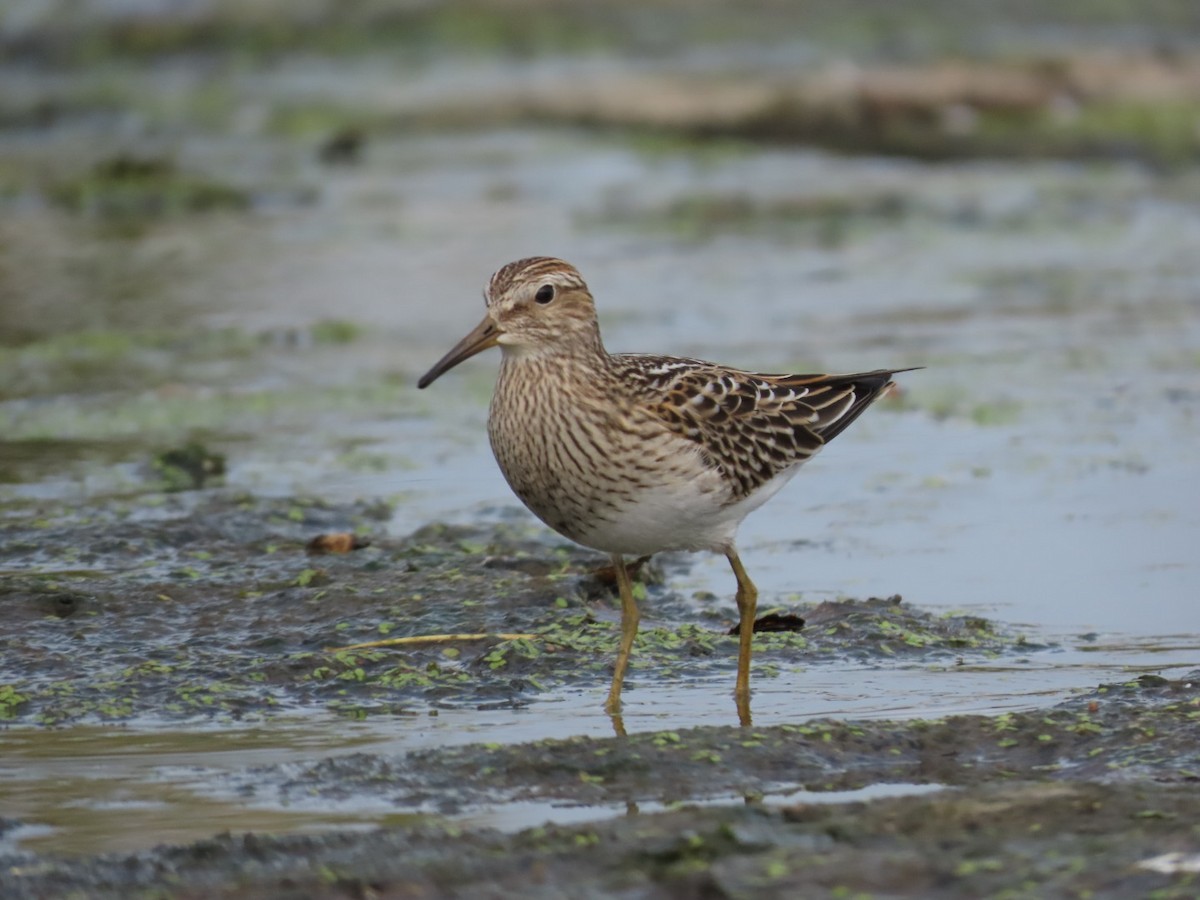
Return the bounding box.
[418,256,916,720]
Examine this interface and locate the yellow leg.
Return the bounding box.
[604,553,641,713]
[725,546,757,725]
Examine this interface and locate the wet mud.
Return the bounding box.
[2,498,1198,897]
[8,780,1200,899]
[0,495,1026,726]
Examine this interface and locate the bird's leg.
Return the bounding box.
[725,546,758,725]
[605,553,641,714]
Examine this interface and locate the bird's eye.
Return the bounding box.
[534,284,555,304]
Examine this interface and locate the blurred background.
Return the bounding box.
[1,0,1198,685]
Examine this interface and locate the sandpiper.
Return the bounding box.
[418,257,914,718]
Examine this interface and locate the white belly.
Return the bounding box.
[569,459,804,556]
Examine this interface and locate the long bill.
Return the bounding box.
[417,315,501,389]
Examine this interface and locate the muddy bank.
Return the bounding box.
[1,495,1197,897]
[226,673,1200,813]
[0,493,1025,726]
[492,52,1200,165]
[1,676,1197,898]
[3,786,1199,898]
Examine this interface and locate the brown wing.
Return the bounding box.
[613,355,913,499]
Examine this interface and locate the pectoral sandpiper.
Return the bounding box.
[418,257,915,719]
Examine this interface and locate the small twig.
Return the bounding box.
[325,632,539,653]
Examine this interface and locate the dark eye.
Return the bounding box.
[534,284,555,304]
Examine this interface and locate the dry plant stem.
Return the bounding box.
[326,633,537,652]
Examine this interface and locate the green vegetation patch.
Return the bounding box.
[49,155,248,223]
[0,327,253,399]
[152,441,227,491]
[584,190,912,245]
[0,496,1035,726]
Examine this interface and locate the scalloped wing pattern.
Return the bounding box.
[612,356,899,499]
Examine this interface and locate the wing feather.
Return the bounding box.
[612,355,915,499]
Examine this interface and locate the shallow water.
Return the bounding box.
[1,701,950,856]
[0,637,1187,856]
[0,662,1092,858]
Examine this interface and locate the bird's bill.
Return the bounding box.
[417,316,501,389]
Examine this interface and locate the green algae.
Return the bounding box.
[152,441,227,492]
[0,328,257,399]
[898,384,1027,426]
[0,684,30,719]
[50,155,248,223]
[0,494,1035,726]
[0,323,411,468]
[582,189,914,246]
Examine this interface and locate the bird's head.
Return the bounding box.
[417,257,600,389]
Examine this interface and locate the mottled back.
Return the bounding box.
[611,355,901,499]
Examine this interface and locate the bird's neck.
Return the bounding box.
[498,329,610,374]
